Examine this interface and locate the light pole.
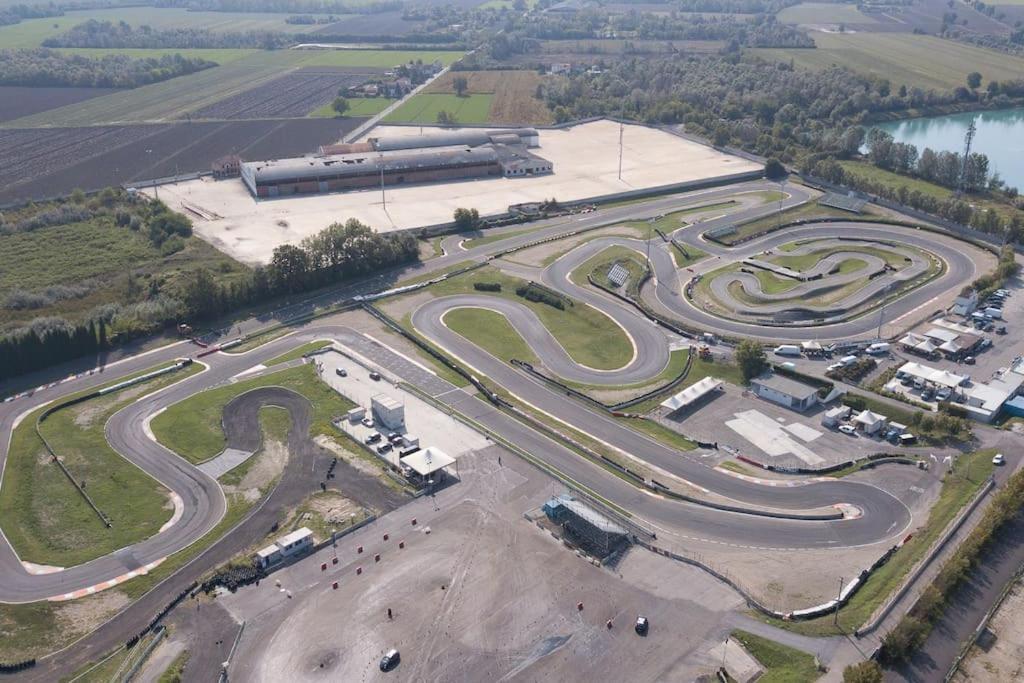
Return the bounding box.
[834,576,844,626]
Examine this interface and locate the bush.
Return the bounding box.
[879,616,930,664]
[473,282,501,292]
[515,283,565,309]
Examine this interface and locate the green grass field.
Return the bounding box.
[309,96,397,118]
[0,362,203,566]
[731,630,821,683]
[5,49,464,127]
[443,308,539,364]
[150,363,354,464]
[776,1,878,24]
[414,265,634,371]
[264,340,332,366]
[384,93,494,124]
[0,215,246,327]
[837,159,1019,224]
[749,33,1024,91]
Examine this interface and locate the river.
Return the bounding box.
[873,107,1024,191]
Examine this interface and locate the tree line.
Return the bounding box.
[154,0,402,14]
[0,48,215,88]
[0,2,62,27]
[43,19,293,50]
[863,128,1003,195]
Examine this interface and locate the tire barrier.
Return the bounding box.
[0,659,36,674]
[124,581,198,650]
[201,565,265,595]
[735,451,920,477]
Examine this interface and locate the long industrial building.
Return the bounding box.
[241,128,552,199]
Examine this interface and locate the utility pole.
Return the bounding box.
[379,152,386,210]
[777,178,785,230]
[646,217,654,269]
[956,120,976,197]
[834,576,844,626]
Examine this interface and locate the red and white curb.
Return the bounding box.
[48,558,165,602]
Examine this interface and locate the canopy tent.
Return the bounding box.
[660,377,722,413]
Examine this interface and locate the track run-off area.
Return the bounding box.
[0,178,995,607]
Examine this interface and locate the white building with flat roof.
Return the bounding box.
[254,527,314,569]
[371,394,405,430]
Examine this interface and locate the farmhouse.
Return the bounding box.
[244,128,551,198]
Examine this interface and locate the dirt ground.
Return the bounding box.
[953,577,1024,682]
[222,499,745,682]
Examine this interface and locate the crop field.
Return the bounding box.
[776,2,879,24]
[384,93,494,124]
[3,50,462,127]
[749,33,1024,91]
[310,96,396,118]
[426,69,553,124]
[0,118,361,203]
[190,69,373,120]
[0,86,121,123]
[311,11,427,38]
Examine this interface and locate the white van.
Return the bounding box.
[774,345,801,357]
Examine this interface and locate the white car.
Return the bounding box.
[993,453,1006,466]
[838,425,857,436]
[361,417,374,428]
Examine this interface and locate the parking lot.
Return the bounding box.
[655,384,892,470]
[313,347,490,470]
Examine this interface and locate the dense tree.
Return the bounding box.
[843,661,883,683]
[452,75,468,96]
[735,340,767,382]
[43,19,292,50]
[966,71,983,89]
[453,207,480,231]
[0,48,214,88]
[331,96,349,116]
[763,158,787,180]
[436,110,456,124]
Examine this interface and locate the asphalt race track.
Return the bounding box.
[0,179,987,608]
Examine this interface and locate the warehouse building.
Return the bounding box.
[241,127,551,198]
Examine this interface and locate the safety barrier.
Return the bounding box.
[125,581,198,649]
[856,477,996,637]
[120,625,166,682]
[0,659,35,674]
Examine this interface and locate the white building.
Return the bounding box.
[750,373,820,412]
[853,409,887,435]
[254,527,314,569]
[371,394,405,430]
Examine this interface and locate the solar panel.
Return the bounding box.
[607,263,630,288]
[819,192,868,214]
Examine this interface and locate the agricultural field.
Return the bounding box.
[384,93,494,124]
[426,70,553,124]
[0,118,362,203]
[0,85,120,123]
[749,33,1024,91]
[311,11,427,37]
[190,69,373,120]
[310,96,396,118]
[776,2,879,25]
[3,50,462,127]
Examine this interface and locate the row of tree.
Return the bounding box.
[0,2,61,27]
[43,20,293,50]
[0,48,215,88]
[864,128,998,194]
[154,0,402,14]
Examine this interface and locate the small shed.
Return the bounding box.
[822,405,851,428]
[853,409,888,435]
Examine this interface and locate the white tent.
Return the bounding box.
[660,377,722,412]
[854,409,887,434]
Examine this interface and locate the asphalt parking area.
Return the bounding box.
[657,385,887,469]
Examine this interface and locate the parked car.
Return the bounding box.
[964,356,976,365]
[921,387,935,401]
[992,453,1006,466]
[361,417,374,428]
[365,433,382,445]
[377,443,393,454]
[935,387,952,401]
[380,649,400,671]
[996,325,1007,335]
[369,371,382,381]
[335,367,347,377]
[838,424,857,436]
[635,616,649,635]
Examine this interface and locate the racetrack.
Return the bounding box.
[0,178,989,607]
